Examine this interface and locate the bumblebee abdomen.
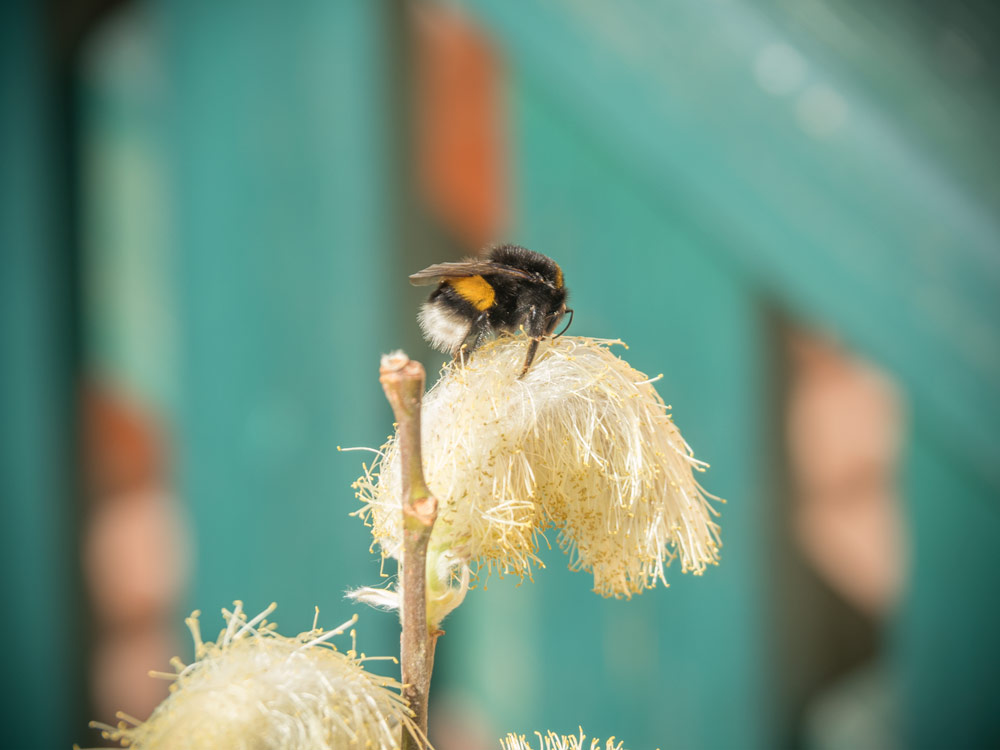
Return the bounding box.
[447,275,495,311]
[417,279,490,354]
[418,299,471,353]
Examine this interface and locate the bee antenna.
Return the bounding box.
[553,308,574,339]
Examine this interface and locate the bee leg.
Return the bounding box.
[451,332,473,367]
[472,321,492,351]
[517,305,547,378]
[519,338,542,378]
[452,315,487,367]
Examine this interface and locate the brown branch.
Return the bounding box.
[379,351,438,750]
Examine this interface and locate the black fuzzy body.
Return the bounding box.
[413,244,569,373]
[480,245,567,339]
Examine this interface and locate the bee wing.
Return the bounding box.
[408,261,535,286]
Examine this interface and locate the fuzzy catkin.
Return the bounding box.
[500,730,626,750]
[355,336,721,599]
[90,603,418,750]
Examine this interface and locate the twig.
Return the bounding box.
[379,351,438,750]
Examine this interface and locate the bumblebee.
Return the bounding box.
[410,244,572,376]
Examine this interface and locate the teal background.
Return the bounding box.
[157,0,396,639]
[1,2,83,748]
[1,1,998,748]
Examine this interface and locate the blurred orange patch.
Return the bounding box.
[414,4,506,249]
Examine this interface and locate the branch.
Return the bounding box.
[379,351,438,750]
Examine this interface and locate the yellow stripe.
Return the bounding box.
[448,275,495,311]
[554,265,564,288]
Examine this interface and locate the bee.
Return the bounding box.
[410,244,573,377]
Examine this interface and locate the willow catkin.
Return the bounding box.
[355,336,721,603]
[89,603,419,750]
[500,729,626,750]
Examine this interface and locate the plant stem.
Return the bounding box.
[379,352,438,750]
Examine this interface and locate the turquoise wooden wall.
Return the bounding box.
[2,0,997,748]
[438,79,772,749]
[0,2,81,748]
[458,0,999,484]
[76,0,402,656]
[452,0,1000,747]
[898,430,1000,749]
[156,0,400,647]
[79,5,176,416]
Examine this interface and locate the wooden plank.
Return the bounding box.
[159,0,398,643]
[463,0,1000,487]
[896,428,1000,747]
[443,79,772,750]
[0,2,80,746]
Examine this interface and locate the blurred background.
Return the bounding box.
[2,0,999,748]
